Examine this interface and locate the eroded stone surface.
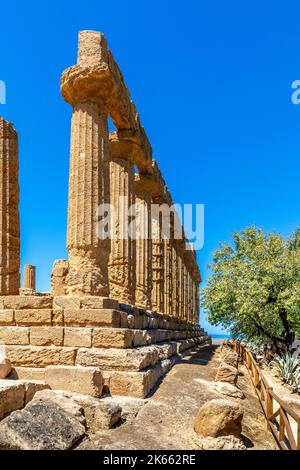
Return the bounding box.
[215,363,238,385]
[194,398,243,438]
[45,365,103,397]
[0,398,85,450]
[0,357,12,378]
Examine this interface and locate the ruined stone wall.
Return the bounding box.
[0,295,209,397]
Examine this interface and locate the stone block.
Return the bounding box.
[194,398,243,438]
[215,363,238,386]
[6,346,77,367]
[109,370,149,398]
[15,309,52,326]
[3,296,53,310]
[53,296,80,310]
[133,315,143,329]
[64,309,120,327]
[79,297,119,310]
[12,367,45,381]
[35,389,121,431]
[45,365,103,397]
[76,345,160,371]
[0,380,25,418]
[0,310,14,325]
[0,398,85,450]
[92,328,134,348]
[119,311,128,328]
[52,309,64,325]
[132,329,148,347]
[30,327,64,346]
[20,380,50,404]
[64,327,92,347]
[0,326,29,345]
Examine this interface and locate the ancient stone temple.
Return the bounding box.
[0,31,210,399]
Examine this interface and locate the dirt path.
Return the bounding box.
[80,345,277,450]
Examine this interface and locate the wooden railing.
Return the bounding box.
[221,340,300,451]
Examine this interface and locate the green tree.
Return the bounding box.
[202,227,300,354]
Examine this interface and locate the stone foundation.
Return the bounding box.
[0,294,210,398]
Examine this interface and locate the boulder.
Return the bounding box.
[221,350,239,368]
[0,398,85,450]
[34,389,121,431]
[213,382,244,399]
[215,363,238,385]
[194,398,243,438]
[33,389,85,425]
[0,357,12,379]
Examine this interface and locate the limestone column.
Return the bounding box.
[135,176,152,309]
[172,244,179,318]
[65,100,110,296]
[195,277,200,324]
[108,135,136,304]
[24,264,36,291]
[178,253,184,319]
[61,31,112,296]
[151,202,165,313]
[163,238,172,315]
[0,118,20,295]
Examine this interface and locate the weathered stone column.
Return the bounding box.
[178,253,184,319]
[65,100,110,296]
[151,201,165,313]
[135,176,152,309]
[24,264,36,291]
[171,244,179,318]
[0,118,20,295]
[61,32,111,296]
[163,238,172,315]
[108,134,136,304]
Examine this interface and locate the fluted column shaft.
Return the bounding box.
[24,264,36,290]
[151,210,164,313]
[163,238,173,315]
[108,137,136,304]
[66,100,110,296]
[171,245,179,318]
[0,118,20,295]
[135,179,152,309]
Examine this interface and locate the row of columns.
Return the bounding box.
[64,100,200,322]
[61,33,201,324]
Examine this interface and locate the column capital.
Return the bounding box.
[109,132,143,163]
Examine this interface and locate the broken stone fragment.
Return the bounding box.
[0,357,11,379]
[194,435,246,450]
[194,398,243,438]
[34,389,121,432]
[0,380,25,418]
[0,398,85,450]
[221,350,239,368]
[213,381,244,399]
[215,363,238,386]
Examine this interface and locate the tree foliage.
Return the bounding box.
[202,227,300,354]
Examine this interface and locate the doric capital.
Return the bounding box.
[135,174,162,200]
[109,132,147,166]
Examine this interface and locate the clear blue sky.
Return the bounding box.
[0,1,299,335]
